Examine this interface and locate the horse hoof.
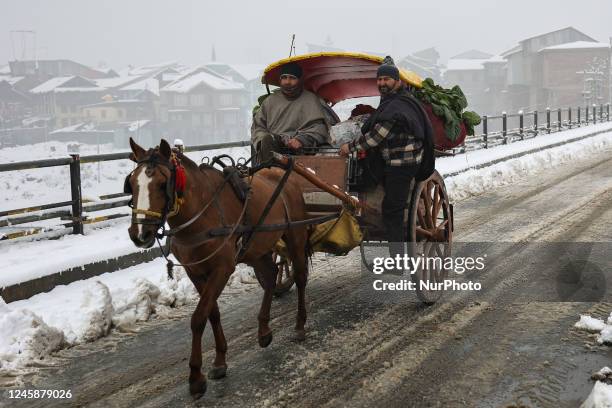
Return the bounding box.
[189,378,207,399]
[295,329,306,342]
[208,365,227,380]
[258,332,273,348]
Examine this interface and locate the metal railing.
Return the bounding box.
[467,103,610,150]
[0,140,250,240]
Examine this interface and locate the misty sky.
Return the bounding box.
[1,0,611,70]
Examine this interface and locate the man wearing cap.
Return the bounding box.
[339,57,434,261]
[251,62,333,163]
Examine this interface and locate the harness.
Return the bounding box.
[125,153,339,278]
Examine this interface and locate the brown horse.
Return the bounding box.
[125,138,311,398]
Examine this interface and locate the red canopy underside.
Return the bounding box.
[264,56,382,105]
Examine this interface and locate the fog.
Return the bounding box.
[2,0,611,67]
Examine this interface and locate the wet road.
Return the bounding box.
[3,147,612,408]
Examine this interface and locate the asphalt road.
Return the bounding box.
[3,147,612,408]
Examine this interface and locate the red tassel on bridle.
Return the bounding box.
[172,157,186,198]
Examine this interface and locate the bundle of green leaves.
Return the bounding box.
[413,78,481,140]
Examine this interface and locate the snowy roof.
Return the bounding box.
[95,76,139,89]
[0,75,25,86]
[54,87,106,93]
[120,77,159,96]
[539,41,610,52]
[451,49,493,60]
[228,64,265,81]
[445,59,487,71]
[49,122,96,134]
[162,71,244,93]
[127,119,150,132]
[482,55,506,64]
[29,76,75,93]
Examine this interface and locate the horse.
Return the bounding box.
[125,138,311,398]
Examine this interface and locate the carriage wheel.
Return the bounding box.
[273,251,295,296]
[407,170,453,304]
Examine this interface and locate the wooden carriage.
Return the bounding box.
[261,53,454,303]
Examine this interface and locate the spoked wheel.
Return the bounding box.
[273,251,295,297]
[407,170,453,304]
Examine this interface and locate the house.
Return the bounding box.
[8,59,115,81]
[443,57,489,113]
[0,80,31,125]
[160,67,249,145]
[29,76,106,128]
[398,48,442,83]
[503,26,606,111]
[204,63,266,107]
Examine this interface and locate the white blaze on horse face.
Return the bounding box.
[135,167,153,236]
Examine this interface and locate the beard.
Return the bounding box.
[378,85,392,96]
[281,84,303,99]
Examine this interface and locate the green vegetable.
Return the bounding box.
[413,78,481,139]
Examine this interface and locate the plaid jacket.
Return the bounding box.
[348,121,423,167]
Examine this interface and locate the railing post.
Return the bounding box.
[502,111,507,144]
[593,104,597,124]
[519,110,524,140]
[585,105,589,125]
[557,108,562,131]
[533,110,538,135]
[607,103,610,121]
[568,107,572,129]
[600,104,603,122]
[578,106,581,126]
[69,154,84,235]
[483,115,488,148]
[546,107,551,134]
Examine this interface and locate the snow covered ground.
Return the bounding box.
[1,121,611,385]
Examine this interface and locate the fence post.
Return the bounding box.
[519,110,524,140]
[69,154,84,235]
[585,105,589,124]
[483,115,488,148]
[593,104,597,124]
[502,112,507,144]
[557,108,562,131]
[533,110,538,135]
[568,107,572,129]
[600,104,603,122]
[578,106,581,126]
[608,103,610,121]
[546,107,551,134]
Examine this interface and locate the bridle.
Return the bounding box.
[123,152,186,234]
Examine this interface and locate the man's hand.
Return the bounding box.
[338,143,351,157]
[286,138,303,150]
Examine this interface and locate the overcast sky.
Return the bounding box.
[1,0,611,70]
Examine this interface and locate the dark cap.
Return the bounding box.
[376,56,400,80]
[280,62,303,79]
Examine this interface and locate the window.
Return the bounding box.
[190,94,205,106]
[219,93,232,106]
[174,94,188,106]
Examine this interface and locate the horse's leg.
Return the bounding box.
[286,230,309,341]
[251,253,278,348]
[187,268,230,398]
[207,300,228,380]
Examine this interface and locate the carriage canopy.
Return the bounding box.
[262,52,423,105]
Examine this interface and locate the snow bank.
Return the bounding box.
[0,297,64,375]
[574,312,612,346]
[0,259,200,377]
[444,131,612,201]
[581,381,612,408]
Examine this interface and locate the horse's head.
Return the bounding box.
[125,138,177,248]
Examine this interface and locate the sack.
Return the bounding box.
[309,209,363,256]
[273,209,363,257]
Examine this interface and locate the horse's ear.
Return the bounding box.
[159,139,172,160]
[129,137,145,162]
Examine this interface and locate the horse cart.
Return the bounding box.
[258,53,456,304]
